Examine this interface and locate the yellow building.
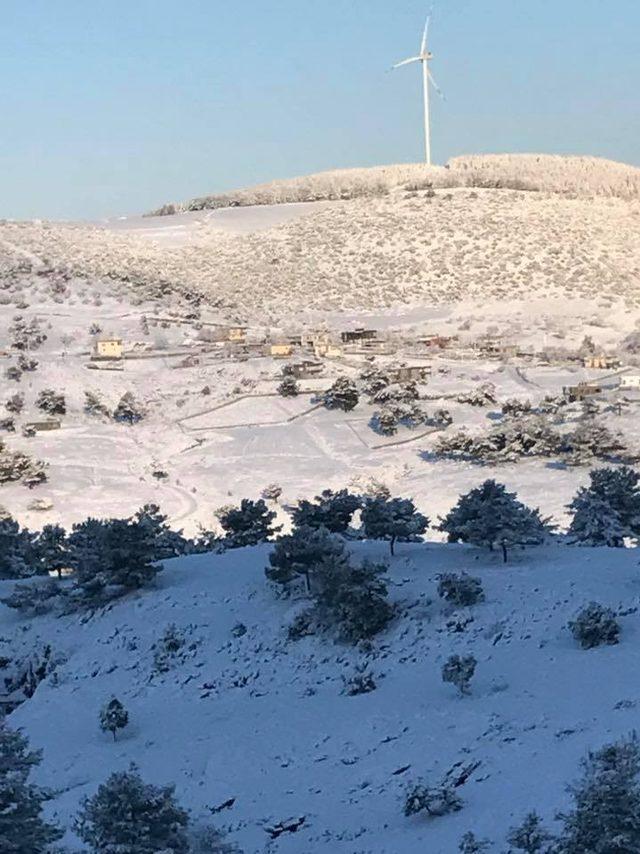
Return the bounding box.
[314,343,343,359]
[270,343,294,358]
[228,326,247,343]
[94,338,123,359]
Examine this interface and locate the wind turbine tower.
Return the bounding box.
[392,14,443,165]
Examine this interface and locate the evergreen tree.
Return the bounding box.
[113,391,145,424]
[33,523,68,578]
[277,376,299,397]
[291,489,362,533]
[217,498,280,548]
[35,388,66,415]
[439,480,551,562]
[361,496,428,555]
[5,393,24,414]
[67,516,161,598]
[75,763,190,853]
[99,697,129,741]
[567,466,640,547]
[0,516,35,579]
[133,504,191,560]
[0,723,63,852]
[266,525,348,589]
[506,811,554,853]
[321,377,359,412]
[558,734,640,853]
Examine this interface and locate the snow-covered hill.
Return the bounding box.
[4,539,640,852]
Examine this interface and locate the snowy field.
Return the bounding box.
[4,541,640,852]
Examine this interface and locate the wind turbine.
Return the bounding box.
[392,12,443,165]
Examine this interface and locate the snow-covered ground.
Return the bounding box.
[4,540,640,852]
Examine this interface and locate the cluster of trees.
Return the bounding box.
[1,721,236,853]
[434,414,632,467]
[451,734,640,852]
[9,314,47,351]
[0,505,193,612]
[0,438,46,487]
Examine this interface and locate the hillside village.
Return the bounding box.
[2,154,640,853]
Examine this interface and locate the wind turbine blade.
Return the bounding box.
[392,56,422,69]
[428,69,445,99]
[421,10,432,54]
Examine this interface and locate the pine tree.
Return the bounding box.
[361,496,428,555]
[217,498,280,548]
[506,811,554,853]
[568,466,640,546]
[67,516,161,599]
[439,480,551,562]
[0,516,35,579]
[35,388,65,415]
[133,504,190,559]
[277,376,299,397]
[33,523,68,577]
[75,763,190,853]
[291,489,362,533]
[0,723,63,852]
[558,734,640,853]
[266,525,348,589]
[321,377,359,412]
[99,697,129,741]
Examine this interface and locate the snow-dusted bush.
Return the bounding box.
[75,763,190,853]
[35,388,66,416]
[569,603,620,649]
[457,383,497,407]
[404,780,463,818]
[459,831,490,853]
[0,439,47,488]
[277,376,299,397]
[152,624,187,674]
[321,376,359,412]
[342,664,377,695]
[437,572,485,607]
[113,391,146,424]
[442,654,477,695]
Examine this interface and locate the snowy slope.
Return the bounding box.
[3,541,640,853]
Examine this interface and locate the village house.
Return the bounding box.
[340,327,378,344]
[618,374,640,390]
[270,343,294,359]
[387,364,432,383]
[227,326,248,343]
[24,419,61,432]
[584,354,621,370]
[418,334,458,350]
[93,338,123,360]
[289,360,324,379]
[314,342,343,359]
[563,381,602,401]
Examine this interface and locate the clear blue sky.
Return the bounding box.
[2,0,638,220]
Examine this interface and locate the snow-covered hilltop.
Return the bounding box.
[3,534,640,852]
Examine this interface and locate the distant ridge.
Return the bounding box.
[147,153,640,216]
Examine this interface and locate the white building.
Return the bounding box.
[619,374,640,390]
